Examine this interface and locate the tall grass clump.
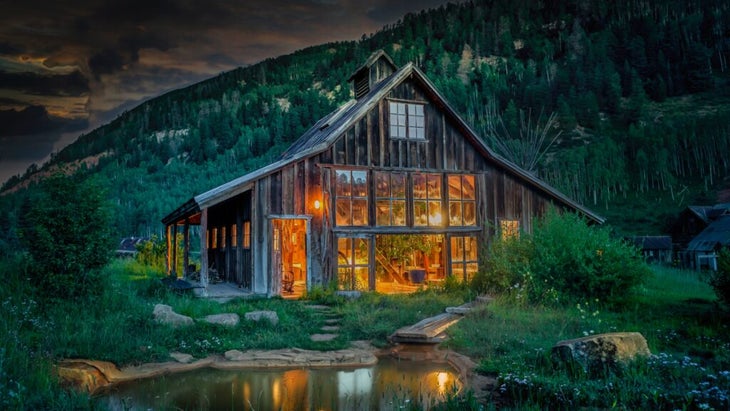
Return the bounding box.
[472,209,651,306]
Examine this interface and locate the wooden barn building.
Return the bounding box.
[162,51,603,298]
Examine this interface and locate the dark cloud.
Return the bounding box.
[366,0,447,23]
[88,49,126,78]
[0,42,23,55]
[0,105,87,137]
[0,70,89,96]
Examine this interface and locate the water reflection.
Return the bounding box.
[101,358,461,410]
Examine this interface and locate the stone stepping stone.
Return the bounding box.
[320,325,340,332]
[324,318,340,325]
[310,333,338,342]
[304,304,331,311]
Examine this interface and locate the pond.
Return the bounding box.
[100,357,462,410]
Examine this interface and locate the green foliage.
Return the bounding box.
[471,233,533,304]
[530,210,651,305]
[709,249,730,308]
[473,210,651,306]
[18,174,113,300]
[135,235,170,275]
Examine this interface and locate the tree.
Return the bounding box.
[19,174,114,300]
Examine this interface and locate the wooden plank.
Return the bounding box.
[391,313,462,342]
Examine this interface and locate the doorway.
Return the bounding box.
[271,218,308,298]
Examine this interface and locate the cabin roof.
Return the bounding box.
[627,235,672,250]
[687,215,730,252]
[163,60,604,225]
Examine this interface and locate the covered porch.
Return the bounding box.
[162,190,253,291]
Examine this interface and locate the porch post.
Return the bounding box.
[171,224,178,277]
[200,208,209,288]
[183,218,190,278]
[165,224,172,275]
[236,207,243,286]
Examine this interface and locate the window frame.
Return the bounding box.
[388,100,426,141]
[450,235,479,281]
[336,236,371,291]
[447,174,477,227]
[412,172,443,227]
[334,169,369,227]
[375,171,407,227]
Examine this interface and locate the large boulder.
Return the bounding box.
[552,332,651,375]
[153,304,194,328]
[203,313,240,327]
[244,310,279,326]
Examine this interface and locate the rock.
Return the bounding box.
[310,333,338,342]
[244,310,279,326]
[203,313,240,327]
[445,305,473,315]
[551,332,651,374]
[170,352,194,364]
[335,290,362,299]
[153,304,194,328]
[56,362,111,393]
[320,325,340,332]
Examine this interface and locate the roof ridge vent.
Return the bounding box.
[348,50,398,99]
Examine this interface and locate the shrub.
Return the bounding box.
[18,174,113,300]
[530,209,650,305]
[471,234,533,303]
[709,249,730,308]
[474,210,651,306]
[135,234,168,274]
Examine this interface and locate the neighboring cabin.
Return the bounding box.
[672,204,730,270]
[116,236,149,258]
[162,51,603,298]
[626,236,672,265]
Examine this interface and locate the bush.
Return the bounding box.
[18,174,113,300]
[135,234,168,274]
[473,210,651,306]
[709,249,730,308]
[471,233,533,302]
[530,210,650,305]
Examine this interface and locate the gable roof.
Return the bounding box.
[687,215,730,252]
[163,59,604,225]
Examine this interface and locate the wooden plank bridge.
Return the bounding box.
[389,296,493,344]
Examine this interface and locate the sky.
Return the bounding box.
[0,0,451,185]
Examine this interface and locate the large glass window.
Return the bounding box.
[451,236,478,281]
[389,102,425,140]
[337,237,370,291]
[413,173,443,227]
[375,172,406,226]
[448,175,477,226]
[335,170,368,226]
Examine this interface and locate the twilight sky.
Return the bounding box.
[0,0,450,185]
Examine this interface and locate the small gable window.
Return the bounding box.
[389,101,425,140]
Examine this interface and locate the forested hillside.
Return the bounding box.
[2,0,729,245]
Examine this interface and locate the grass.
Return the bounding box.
[443,265,730,410]
[1,258,728,410]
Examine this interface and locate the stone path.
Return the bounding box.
[305,304,342,342]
